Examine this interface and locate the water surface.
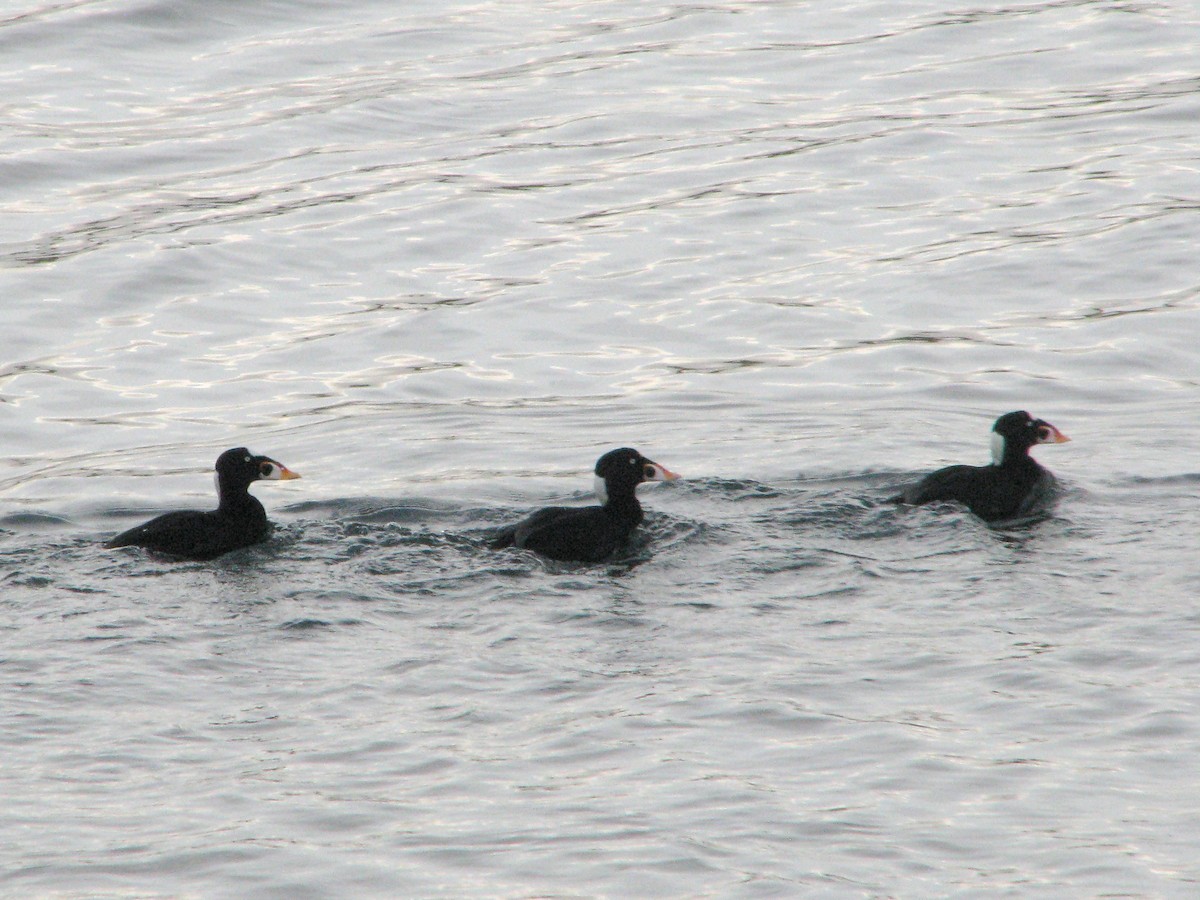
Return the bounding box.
[3,0,1200,896]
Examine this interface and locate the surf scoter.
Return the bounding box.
[492,447,679,562]
[891,410,1070,521]
[105,447,300,560]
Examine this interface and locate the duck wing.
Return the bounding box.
[511,505,625,562]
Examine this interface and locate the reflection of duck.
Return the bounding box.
[493,447,678,561]
[106,447,300,560]
[892,411,1070,521]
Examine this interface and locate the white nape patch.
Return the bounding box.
[593,474,608,505]
[990,431,1006,465]
[214,471,221,493]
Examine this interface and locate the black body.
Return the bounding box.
[893,411,1069,521]
[105,447,299,560]
[492,447,677,562]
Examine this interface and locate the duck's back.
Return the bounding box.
[106,506,270,560]
[900,461,1053,521]
[506,505,631,562]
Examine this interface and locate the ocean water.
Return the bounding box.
[3,0,1200,896]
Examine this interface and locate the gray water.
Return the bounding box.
[3,0,1200,896]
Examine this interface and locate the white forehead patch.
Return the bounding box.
[593,474,608,504]
[990,431,1005,465]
